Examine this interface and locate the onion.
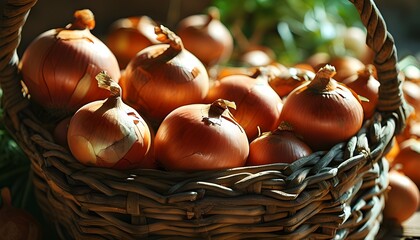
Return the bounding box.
[19,9,121,115]
[401,65,420,83]
[279,64,364,151]
[106,15,159,69]
[0,188,42,240]
[67,72,154,170]
[268,66,315,98]
[120,25,209,123]
[392,138,420,188]
[383,169,420,224]
[402,80,420,121]
[342,26,374,64]
[342,64,380,120]
[176,7,233,67]
[315,56,365,82]
[239,45,276,67]
[206,67,283,141]
[53,116,72,148]
[247,123,312,166]
[396,116,420,144]
[154,99,249,171]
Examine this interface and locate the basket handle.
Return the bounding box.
[0,0,411,132]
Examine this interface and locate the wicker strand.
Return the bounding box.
[350,0,411,133]
[0,0,36,130]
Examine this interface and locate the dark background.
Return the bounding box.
[17,0,212,55]
[16,0,420,61]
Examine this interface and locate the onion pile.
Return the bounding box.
[120,25,209,123]
[19,9,121,115]
[18,7,387,175]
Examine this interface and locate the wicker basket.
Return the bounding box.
[0,0,412,239]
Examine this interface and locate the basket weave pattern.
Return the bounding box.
[0,0,411,239]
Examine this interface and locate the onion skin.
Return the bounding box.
[314,56,365,82]
[155,99,249,171]
[392,138,420,188]
[67,72,154,170]
[402,80,420,121]
[206,69,283,141]
[383,169,420,224]
[177,7,233,67]
[120,25,209,123]
[53,116,72,148]
[106,16,159,69]
[268,67,315,98]
[279,65,364,151]
[342,64,380,120]
[247,127,312,166]
[0,188,42,240]
[20,9,121,114]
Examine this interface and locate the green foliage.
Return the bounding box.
[212,0,363,65]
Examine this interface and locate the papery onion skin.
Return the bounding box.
[206,71,283,141]
[67,73,154,170]
[279,65,364,151]
[154,99,249,171]
[247,127,313,166]
[120,25,209,123]
[20,9,121,114]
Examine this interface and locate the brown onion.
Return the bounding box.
[19,9,120,114]
[0,188,42,240]
[106,15,159,69]
[279,65,364,151]
[240,45,276,67]
[177,7,233,67]
[315,56,365,82]
[268,66,315,98]
[342,26,374,64]
[67,72,154,170]
[120,25,209,123]
[342,64,380,120]
[383,169,420,224]
[53,116,72,148]
[247,123,313,166]
[155,99,249,171]
[402,80,420,121]
[206,67,283,141]
[392,138,420,188]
